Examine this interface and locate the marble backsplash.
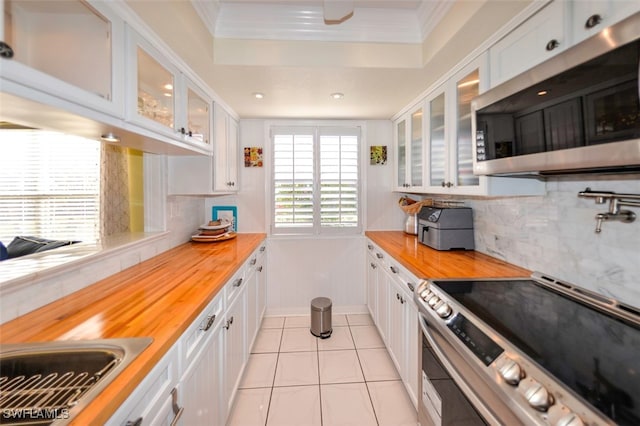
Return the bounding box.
[466,175,640,309]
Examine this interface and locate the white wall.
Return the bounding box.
[210,119,403,315]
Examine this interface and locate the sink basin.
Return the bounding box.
[0,337,152,425]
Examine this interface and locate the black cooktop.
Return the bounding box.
[434,279,640,425]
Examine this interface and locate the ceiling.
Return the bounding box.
[187,0,526,120]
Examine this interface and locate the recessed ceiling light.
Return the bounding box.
[330,92,344,99]
[163,92,172,97]
[253,92,265,99]
[163,83,173,90]
[537,90,548,96]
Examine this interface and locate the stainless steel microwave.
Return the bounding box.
[472,12,640,177]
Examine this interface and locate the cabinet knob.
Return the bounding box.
[545,39,559,51]
[233,278,243,287]
[441,181,445,187]
[257,266,263,272]
[585,14,602,29]
[376,253,383,259]
[125,418,142,426]
[370,263,377,269]
[0,42,14,59]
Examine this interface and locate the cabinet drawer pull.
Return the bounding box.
[407,283,415,292]
[585,14,602,29]
[125,418,142,426]
[260,246,266,252]
[250,258,257,266]
[367,244,373,250]
[396,293,400,300]
[376,253,383,259]
[201,314,216,332]
[170,388,184,426]
[257,266,263,272]
[390,266,399,274]
[233,278,243,287]
[545,39,559,51]
[370,263,376,269]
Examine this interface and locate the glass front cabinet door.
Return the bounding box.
[185,82,211,147]
[1,0,124,117]
[424,57,485,194]
[132,38,177,135]
[394,103,424,192]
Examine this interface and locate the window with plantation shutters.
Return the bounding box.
[271,125,360,235]
[0,130,100,244]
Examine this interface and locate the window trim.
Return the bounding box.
[267,120,365,236]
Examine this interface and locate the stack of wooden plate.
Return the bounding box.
[191,220,236,242]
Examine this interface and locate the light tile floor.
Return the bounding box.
[227,313,417,426]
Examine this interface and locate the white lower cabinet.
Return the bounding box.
[108,244,265,426]
[106,345,180,426]
[178,324,223,426]
[223,283,248,419]
[367,239,420,409]
[256,245,267,327]
[366,251,379,321]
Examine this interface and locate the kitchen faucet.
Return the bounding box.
[578,188,640,233]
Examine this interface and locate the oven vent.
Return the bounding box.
[617,303,640,319]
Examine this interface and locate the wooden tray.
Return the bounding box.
[191,232,237,243]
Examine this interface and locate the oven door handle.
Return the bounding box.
[419,312,505,425]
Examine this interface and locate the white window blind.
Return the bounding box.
[0,130,100,243]
[272,126,360,235]
[319,128,359,228]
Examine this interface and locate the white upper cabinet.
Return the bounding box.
[126,26,213,152]
[424,59,489,194]
[489,1,565,87]
[214,103,239,192]
[130,35,177,134]
[1,0,125,117]
[569,0,640,45]
[490,1,640,88]
[394,104,425,192]
[395,55,545,196]
[185,81,212,147]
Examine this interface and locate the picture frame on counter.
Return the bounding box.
[212,206,237,232]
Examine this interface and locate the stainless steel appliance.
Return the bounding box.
[472,12,640,176]
[417,207,474,251]
[415,273,640,426]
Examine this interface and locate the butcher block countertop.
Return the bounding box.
[0,233,266,425]
[366,231,531,278]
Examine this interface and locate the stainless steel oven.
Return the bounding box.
[415,273,640,426]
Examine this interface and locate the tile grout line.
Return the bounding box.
[263,322,285,426]
[348,320,381,426]
[315,326,324,426]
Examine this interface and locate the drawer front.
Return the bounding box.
[225,267,247,306]
[180,292,223,369]
[387,260,418,301]
[107,344,179,426]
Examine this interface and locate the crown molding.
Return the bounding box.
[417,1,454,41]
[191,0,220,38]
[214,3,422,43]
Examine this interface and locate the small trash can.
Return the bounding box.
[310,297,332,339]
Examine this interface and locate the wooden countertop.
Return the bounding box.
[366,231,531,278]
[0,233,266,425]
